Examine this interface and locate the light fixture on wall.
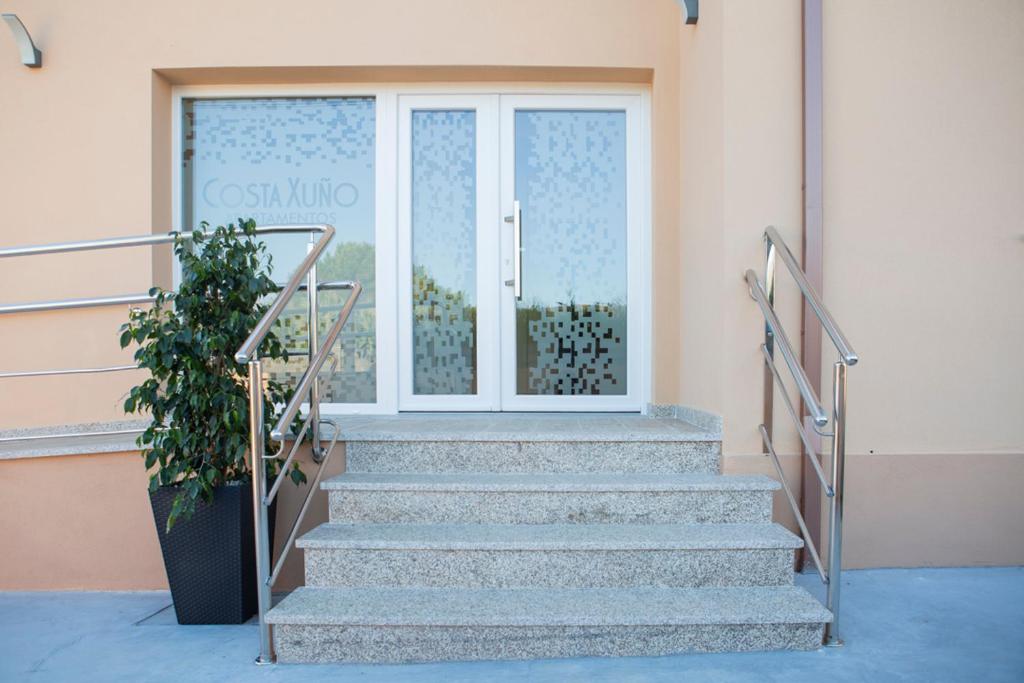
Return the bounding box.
[2,14,42,68]
[680,0,698,25]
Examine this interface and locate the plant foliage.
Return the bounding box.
[121,219,305,530]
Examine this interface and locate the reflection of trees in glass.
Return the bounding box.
[517,298,627,396]
[318,241,375,305]
[412,266,476,395]
[269,241,377,403]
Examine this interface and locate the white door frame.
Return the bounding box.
[172,84,651,414]
[498,94,644,412]
[396,94,500,411]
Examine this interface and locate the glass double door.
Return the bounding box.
[397,94,641,411]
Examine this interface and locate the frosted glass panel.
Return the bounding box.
[182,97,376,403]
[411,110,477,395]
[514,110,627,396]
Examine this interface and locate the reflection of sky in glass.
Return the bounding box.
[515,110,627,306]
[412,110,476,300]
[182,97,375,275]
[515,110,628,396]
[411,110,477,395]
[182,97,377,403]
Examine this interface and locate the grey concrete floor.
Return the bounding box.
[1,567,1022,682]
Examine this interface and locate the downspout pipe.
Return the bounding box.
[799,0,825,571]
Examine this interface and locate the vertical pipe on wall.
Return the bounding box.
[799,0,825,571]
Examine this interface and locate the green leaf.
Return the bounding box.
[123,216,319,527]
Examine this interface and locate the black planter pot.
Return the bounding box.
[150,481,276,625]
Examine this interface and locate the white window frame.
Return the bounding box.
[171,83,652,415]
[397,94,500,411]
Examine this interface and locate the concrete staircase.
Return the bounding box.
[266,418,831,663]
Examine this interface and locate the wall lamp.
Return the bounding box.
[2,14,42,68]
[681,0,698,25]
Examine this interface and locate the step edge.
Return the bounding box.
[298,541,803,550]
[266,587,832,626]
[342,435,722,444]
[322,474,780,493]
[296,523,804,551]
[269,615,832,626]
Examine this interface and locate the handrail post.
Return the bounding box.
[306,235,322,462]
[824,360,847,646]
[248,359,274,664]
[751,227,855,646]
[762,234,777,449]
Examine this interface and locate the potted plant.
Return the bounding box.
[120,219,304,625]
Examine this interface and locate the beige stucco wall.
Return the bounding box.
[0,452,167,590]
[678,0,806,458]
[823,0,1024,456]
[0,0,684,429]
[0,0,685,590]
[0,445,328,590]
[680,0,1024,567]
[0,0,1022,590]
[820,0,1024,566]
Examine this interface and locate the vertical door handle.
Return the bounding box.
[504,200,522,300]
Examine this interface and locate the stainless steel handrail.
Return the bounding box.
[292,280,354,293]
[0,278,350,385]
[268,418,340,587]
[0,224,330,260]
[0,293,158,316]
[0,225,333,317]
[233,230,364,664]
[0,232,181,258]
[243,277,360,664]
[0,364,139,379]
[759,425,827,582]
[244,308,360,665]
[759,344,832,496]
[0,225,337,465]
[0,223,362,664]
[0,281,354,318]
[745,225,856,648]
[235,226,334,364]
[764,226,858,365]
[0,227,337,420]
[745,270,829,427]
[271,282,360,441]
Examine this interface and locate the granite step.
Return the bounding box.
[344,440,720,474]
[267,585,832,663]
[324,473,779,525]
[298,522,802,589]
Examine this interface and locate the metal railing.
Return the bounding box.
[0,224,362,665]
[235,231,362,664]
[744,225,857,647]
[0,226,348,445]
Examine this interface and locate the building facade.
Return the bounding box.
[0,0,1022,595]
